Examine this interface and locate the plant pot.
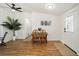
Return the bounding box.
[13,36,16,41]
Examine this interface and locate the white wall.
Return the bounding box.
[0,8,13,43]
[0,7,32,40]
[12,12,32,39]
[0,6,63,41]
[14,12,63,40]
[62,5,79,55]
[31,12,63,40]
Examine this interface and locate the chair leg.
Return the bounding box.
[45,38,47,43]
[32,39,34,44]
[0,42,6,46]
[46,39,47,43]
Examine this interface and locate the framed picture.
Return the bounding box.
[45,21,47,25]
[41,21,44,25]
[41,20,51,26]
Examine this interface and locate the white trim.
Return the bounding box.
[77,52,79,56]
[60,40,66,44]
[47,39,60,41]
[60,40,79,55]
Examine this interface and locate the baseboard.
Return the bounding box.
[16,38,24,40]
[3,39,13,44]
[60,40,78,55]
[60,40,65,44]
[47,39,61,41]
[64,44,77,55]
[25,34,31,39]
[4,39,12,43]
[77,52,79,56]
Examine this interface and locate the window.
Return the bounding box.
[64,15,74,32]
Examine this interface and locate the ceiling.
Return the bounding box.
[0,3,79,15]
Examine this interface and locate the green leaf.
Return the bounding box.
[2,16,21,31]
[7,16,13,24]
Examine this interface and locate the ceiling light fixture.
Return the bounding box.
[47,5,53,9]
[45,3,55,10]
[12,9,15,11]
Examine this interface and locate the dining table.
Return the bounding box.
[32,29,48,43]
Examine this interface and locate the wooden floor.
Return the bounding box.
[0,39,77,56]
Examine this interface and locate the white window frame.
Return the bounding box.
[64,15,74,32]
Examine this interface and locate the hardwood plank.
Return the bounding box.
[0,40,77,56]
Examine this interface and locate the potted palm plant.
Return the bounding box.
[1,16,21,41]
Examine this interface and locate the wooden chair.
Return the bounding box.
[32,30,40,43]
[40,30,48,43]
[0,32,8,46]
[32,29,48,43]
